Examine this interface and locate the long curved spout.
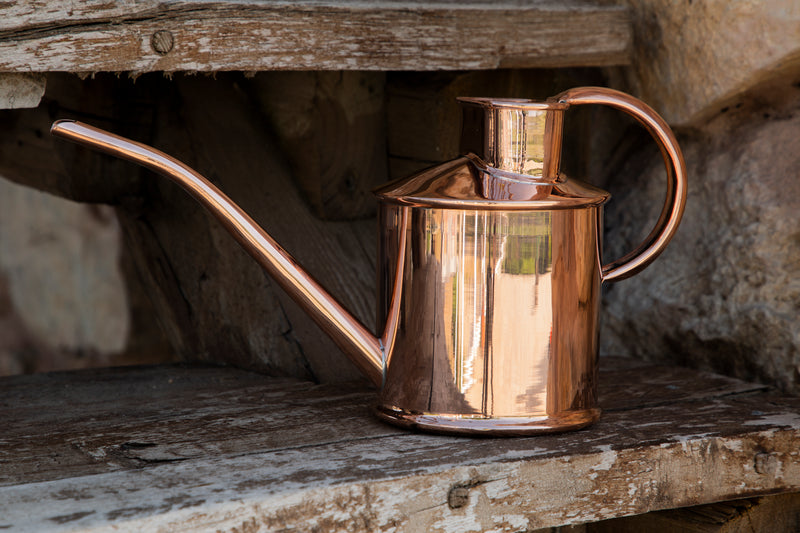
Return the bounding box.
[51,119,386,386]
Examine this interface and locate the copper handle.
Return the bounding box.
[557,87,688,282]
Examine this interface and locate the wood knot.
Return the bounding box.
[151,30,174,55]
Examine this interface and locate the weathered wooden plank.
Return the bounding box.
[0,365,390,488]
[0,1,631,73]
[250,71,389,220]
[1,357,797,532]
[133,73,376,383]
[589,493,800,532]
[0,72,378,384]
[1,357,765,488]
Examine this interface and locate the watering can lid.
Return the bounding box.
[373,156,609,211]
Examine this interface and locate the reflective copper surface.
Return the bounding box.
[373,87,686,434]
[376,205,602,434]
[457,96,567,181]
[50,86,687,436]
[373,155,610,208]
[556,87,688,281]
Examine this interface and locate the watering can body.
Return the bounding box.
[375,201,605,434]
[51,87,686,436]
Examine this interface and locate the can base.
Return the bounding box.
[375,405,600,436]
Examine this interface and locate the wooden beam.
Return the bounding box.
[1,357,798,531]
[0,1,631,73]
[0,72,380,384]
[251,71,389,220]
[589,493,800,533]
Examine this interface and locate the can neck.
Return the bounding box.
[458,99,566,182]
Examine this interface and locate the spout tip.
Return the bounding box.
[50,119,77,136]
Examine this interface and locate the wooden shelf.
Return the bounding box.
[1,357,798,531]
[0,1,631,72]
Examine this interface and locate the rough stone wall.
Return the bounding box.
[600,1,800,393]
[0,178,172,374]
[615,0,800,127]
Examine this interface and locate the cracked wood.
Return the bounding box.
[0,0,632,72]
[1,357,799,531]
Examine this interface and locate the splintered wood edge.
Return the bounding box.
[0,1,632,73]
[1,360,798,531]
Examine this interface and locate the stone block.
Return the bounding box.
[0,73,45,109]
[615,0,800,126]
[601,86,800,393]
[0,177,128,372]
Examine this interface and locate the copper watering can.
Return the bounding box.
[51,87,686,436]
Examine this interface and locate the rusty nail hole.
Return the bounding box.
[448,486,470,509]
[151,30,174,55]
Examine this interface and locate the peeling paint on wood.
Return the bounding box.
[0,357,797,532]
[0,1,632,72]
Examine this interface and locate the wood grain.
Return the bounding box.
[1,357,798,532]
[0,1,631,73]
[0,72,378,384]
[250,71,389,220]
[589,493,800,532]
[117,73,376,383]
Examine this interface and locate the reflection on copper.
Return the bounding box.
[458,97,568,182]
[376,88,685,435]
[556,87,688,281]
[51,86,686,436]
[373,158,609,209]
[376,207,601,433]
